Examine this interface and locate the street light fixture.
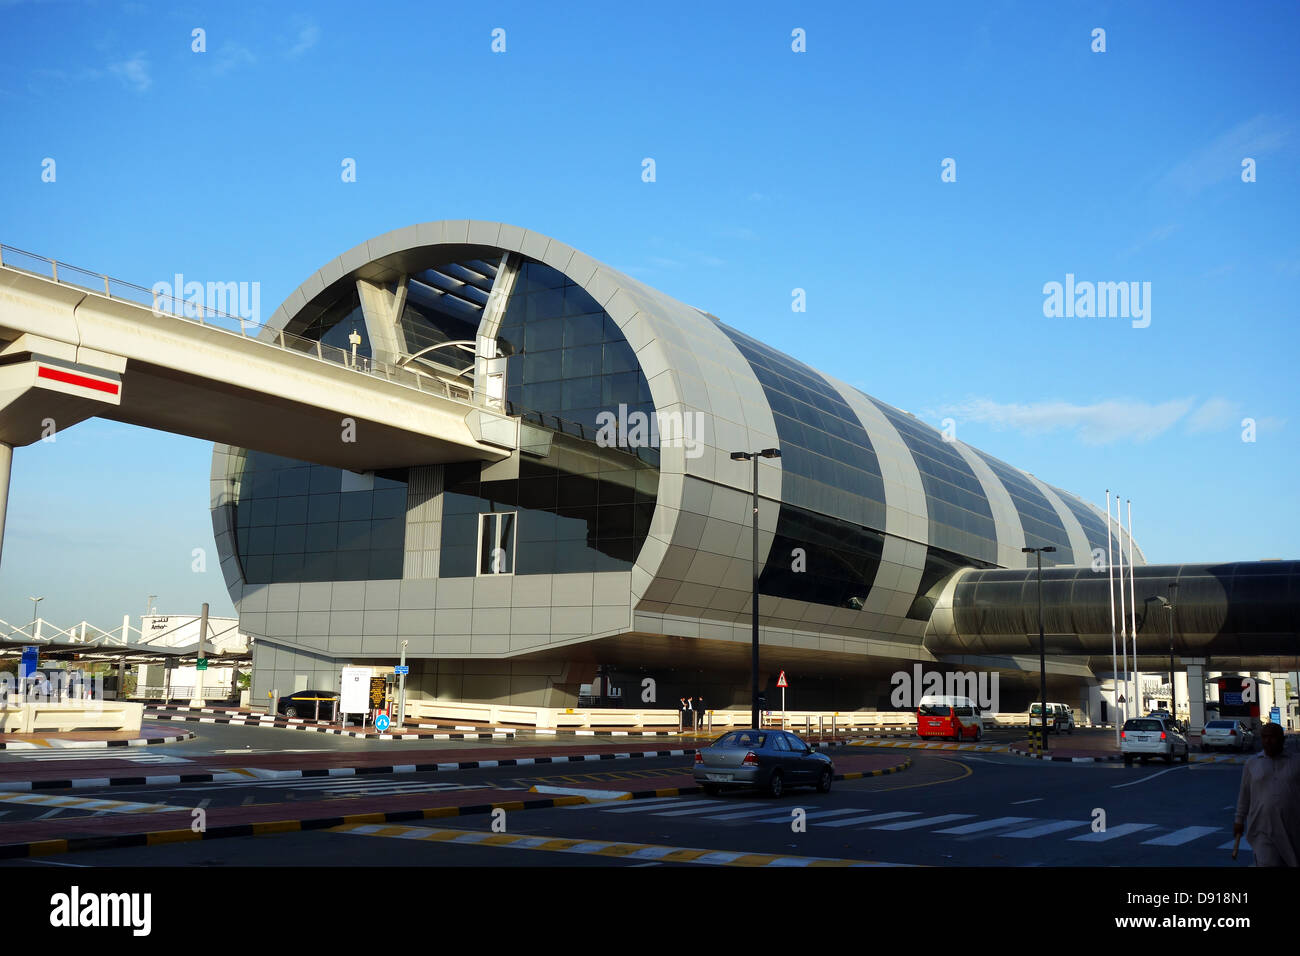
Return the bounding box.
[1022,547,1056,750]
[29,595,43,627]
[732,447,781,730]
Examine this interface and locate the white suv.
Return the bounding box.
[1121,716,1189,765]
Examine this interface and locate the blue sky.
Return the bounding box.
[1,0,1297,630]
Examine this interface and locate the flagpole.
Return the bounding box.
[1116,494,1129,723]
[1129,498,1140,714]
[1107,490,1119,744]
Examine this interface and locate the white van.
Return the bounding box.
[1029,702,1075,734]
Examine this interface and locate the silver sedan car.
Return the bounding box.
[694,729,833,797]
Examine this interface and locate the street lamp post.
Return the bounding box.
[1023,547,1056,751]
[731,447,781,730]
[29,595,43,626]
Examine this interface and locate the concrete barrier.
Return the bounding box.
[0,700,143,734]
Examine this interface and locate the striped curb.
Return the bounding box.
[838,757,912,779]
[142,712,512,740]
[0,749,697,792]
[0,731,195,750]
[847,739,1009,753]
[0,793,597,860]
[329,822,902,866]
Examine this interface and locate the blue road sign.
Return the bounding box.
[1270,707,1281,724]
[394,665,409,675]
[19,647,39,679]
[375,714,391,732]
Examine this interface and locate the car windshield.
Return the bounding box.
[1123,719,1165,732]
[716,732,767,749]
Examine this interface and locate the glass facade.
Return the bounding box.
[758,504,885,608]
[398,259,499,371]
[974,451,1073,565]
[229,450,407,583]
[719,324,886,531]
[908,544,994,621]
[1051,486,1112,558]
[498,260,654,462]
[865,396,998,565]
[297,285,371,358]
[440,452,657,577]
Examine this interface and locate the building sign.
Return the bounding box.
[369,677,387,710]
[340,667,369,714]
[20,647,39,679]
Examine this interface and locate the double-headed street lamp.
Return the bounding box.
[1022,546,1056,750]
[731,447,781,730]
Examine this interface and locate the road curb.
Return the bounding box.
[142,711,513,740]
[0,748,699,792]
[0,730,195,751]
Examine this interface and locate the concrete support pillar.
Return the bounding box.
[1185,658,1207,737]
[0,442,10,569]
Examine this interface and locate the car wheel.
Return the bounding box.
[284,706,298,718]
[816,768,832,793]
[768,771,784,798]
[702,784,720,796]
[1124,755,1133,766]
[1180,747,1189,763]
[974,726,982,742]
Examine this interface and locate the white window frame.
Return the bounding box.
[476,511,517,576]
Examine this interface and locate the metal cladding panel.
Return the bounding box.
[973,449,1074,565]
[864,395,997,565]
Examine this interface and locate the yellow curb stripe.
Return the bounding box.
[146,829,200,846]
[28,839,69,856]
[422,806,460,819]
[328,822,894,867]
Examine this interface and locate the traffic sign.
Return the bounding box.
[1270,706,1282,724]
[375,714,391,732]
[394,665,409,675]
[196,658,208,671]
[776,671,788,688]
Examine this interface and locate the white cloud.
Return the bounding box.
[1159,115,1288,194]
[213,42,256,75]
[1185,397,1241,434]
[937,397,1196,445]
[108,53,150,92]
[288,22,319,57]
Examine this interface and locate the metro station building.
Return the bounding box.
[210,222,1299,716]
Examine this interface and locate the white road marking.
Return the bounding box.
[751,808,881,825]
[819,811,918,828]
[936,816,1034,834]
[602,799,719,814]
[872,813,975,831]
[1070,823,1157,842]
[1112,766,1187,788]
[1011,798,1043,805]
[1002,820,1090,839]
[1142,826,1221,846]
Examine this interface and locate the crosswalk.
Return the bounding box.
[564,796,1234,848]
[1,748,191,764]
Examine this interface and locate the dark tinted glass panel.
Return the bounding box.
[439,450,657,578]
[1051,487,1113,559]
[496,259,657,466]
[758,504,885,608]
[228,449,407,584]
[974,451,1073,565]
[865,397,997,565]
[719,324,886,531]
[908,545,994,621]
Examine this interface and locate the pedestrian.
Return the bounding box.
[679,696,689,734]
[1234,723,1300,866]
[40,674,52,700]
[694,695,705,731]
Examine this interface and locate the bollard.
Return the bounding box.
[315,697,321,722]
[832,715,837,740]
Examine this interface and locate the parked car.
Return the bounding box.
[277,690,341,720]
[1201,719,1256,752]
[1121,716,1189,765]
[694,729,833,797]
[1147,710,1186,733]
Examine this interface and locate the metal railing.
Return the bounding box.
[136,686,234,700]
[0,243,485,407]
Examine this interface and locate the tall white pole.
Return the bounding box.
[1107,490,1119,743]
[1128,499,1140,714]
[1116,494,1128,722]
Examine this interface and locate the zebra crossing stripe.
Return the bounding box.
[1002,819,1090,839]
[1069,823,1156,842]
[819,811,918,828]
[936,816,1034,834]
[871,813,975,831]
[1141,826,1221,846]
